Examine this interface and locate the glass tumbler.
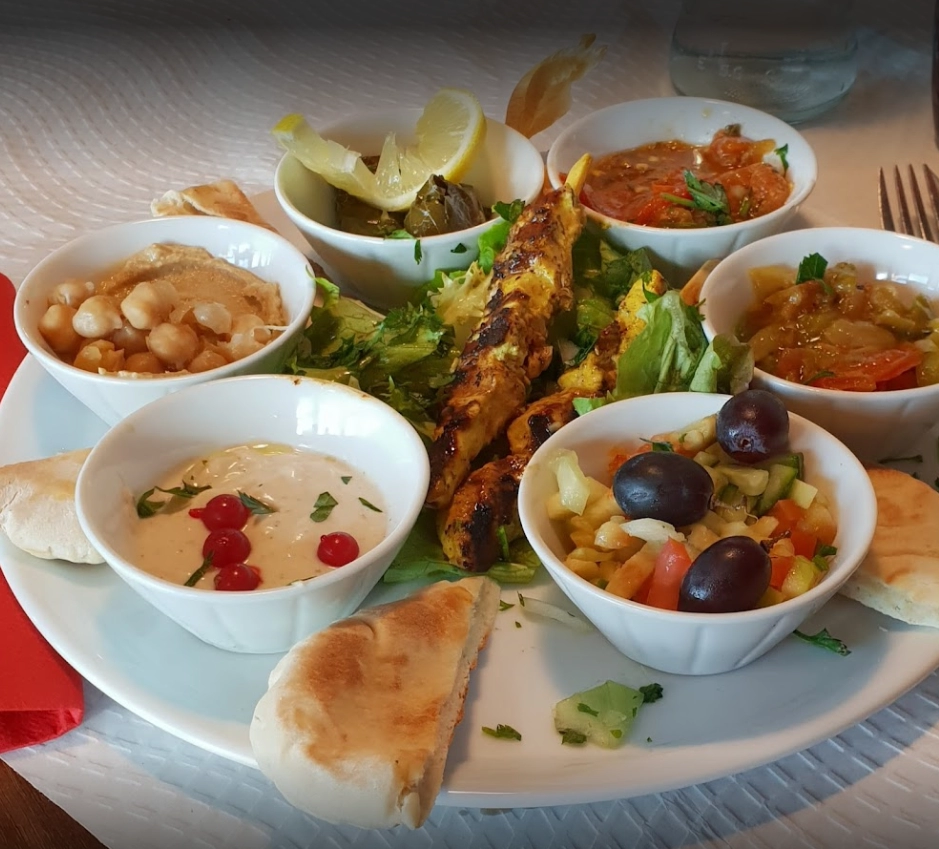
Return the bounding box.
[668,0,859,124]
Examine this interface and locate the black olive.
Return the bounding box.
[612,451,714,527]
[716,389,790,464]
[678,536,771,613]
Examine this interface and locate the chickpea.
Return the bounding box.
[120,281,179,330]
[147,322,199,370]
[72,295,123,339]
[38,303,82,355]
[72,339,125,373]
[49,279,96,309]
[225,313,273,361]
[192,302,232,336]
[123,352,165,375]
[187,349,229,374]
[111,322,149,356]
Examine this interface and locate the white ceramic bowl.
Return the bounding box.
[274,108,545,310]
[546,97,817,284]
[75,374,429,654]
[14,216,317,426]
[517,392,875,676]
[699,227,939,463]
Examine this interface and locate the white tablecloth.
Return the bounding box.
[2,0,939,845]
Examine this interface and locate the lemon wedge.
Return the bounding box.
[273,88,487,212]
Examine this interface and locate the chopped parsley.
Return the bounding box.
[560,729,587,746]
[359,497,382,512]
[450,242,467,254]
[482,724,521,741]
[775,143,789,174]
[310,492,338,522]
[795,252,828,285]
[414,239,423,264]
[340,475,352,485]
[499,599,515,611]
[793,627,850,656]
[576,702,599,716]
[639,683,664,704]
[642,439,674,452]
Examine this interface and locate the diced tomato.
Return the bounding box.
[632,571,654,605]
[814,346,924,392]
[608,444,651,477]
[644,538,694,611]
[789,526,817,560]
[769,555,794,591]
[877,367,919,391]
[813,373,878,391]
[632,196,675,227]
[767,499,805,535]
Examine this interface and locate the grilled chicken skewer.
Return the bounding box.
[438,271,668,572]
[425,164,589,510]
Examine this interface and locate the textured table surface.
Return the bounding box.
[3,0,939,846]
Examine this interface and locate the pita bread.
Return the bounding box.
[150,179,274,230]
[249,576,500,828]
[0,449,102,564]
[839,467,939,627]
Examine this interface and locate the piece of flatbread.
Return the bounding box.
[249,576,500,828]
[150,178,274,230]
[0,448,102,564]
[839,467,939,627]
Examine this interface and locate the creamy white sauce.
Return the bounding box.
[133,443,386,590]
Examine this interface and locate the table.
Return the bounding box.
[2,0,938,846]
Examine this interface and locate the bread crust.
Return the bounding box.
[151,179,274,231]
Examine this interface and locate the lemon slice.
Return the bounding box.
[273,88,487,212]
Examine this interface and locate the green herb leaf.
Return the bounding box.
[805,370,836,384]
[816,544,837,557]
[639,683,664,704]
[135,488,163,518]
[450,242,467,254]
[775,143,789,174]
[496,526,511,561]
[793,627,850,656]
[812,555,831,572]
[413,239,423,264]
[136,480,211,518]
[310,491,338,522]
[560,729,588,745]
[359,497,382,512]
[482,724,522,741]
[683,170,731,221]
[499,600,515,611]
[577,702,599,716]
[386,229,413,239]
[184,552,214,587]
[493,199,524,223]
[796,252,828,285]
[340,475,352,485]
[515,621,522,628]
[642,439,674,452]
[237,491,275,515]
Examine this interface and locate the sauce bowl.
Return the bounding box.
[517,392,875,676]
[699,227,939,463]
[274,108,545,310]
[545,97,817,285]
[75,374,429,654]
[14,216,317,426]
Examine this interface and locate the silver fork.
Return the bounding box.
[878,165,939,242]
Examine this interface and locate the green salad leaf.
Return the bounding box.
[554,680,660,748]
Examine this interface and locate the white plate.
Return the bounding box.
[4,357,939,807]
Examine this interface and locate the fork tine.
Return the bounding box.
[894,165,917,236]
[924,165,939,242]
[909,165,935,242]
[879,167,896,232]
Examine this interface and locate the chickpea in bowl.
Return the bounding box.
[518,391,875,676]
[14,216,316,425]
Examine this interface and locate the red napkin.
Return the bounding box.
[0,271,85,753]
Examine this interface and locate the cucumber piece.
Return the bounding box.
[780,555,822,599]
[759,452,804,476]
[694,450,719,468]
[753,463,800,516]
[789,478,818,509]
[715,464,770,496]
[717,483,742,504]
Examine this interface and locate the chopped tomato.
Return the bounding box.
[608,443,651,477]
[789,526,817,560]
[644,538,694,611]
[769,555,794,591]
[632,196,675,227]
[813,347,924,392]
[877,367,919,391]
[632,571,654,605]
[767,499,805,535]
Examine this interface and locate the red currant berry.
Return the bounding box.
[202,528,251,568]
[200,494,250,531]
[214,563,261,591]
[188,507,205,519]
[317,532,360,567]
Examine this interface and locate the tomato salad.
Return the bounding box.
[579,125,791,229]
[547,391,838,613]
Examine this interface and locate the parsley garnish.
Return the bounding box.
[816,544,837,558]
[237,491,275,515]
[450,242,467,254]
[136,480,211,518]
[413,239,423,264]
[639,683,664,704]
[340,475,352,485]
[515,621,522,628]
[499,600,515,611]
[577,702,599,716]
[493,199,524,222]
[359,497,382,512]
[482,724,521,741]
[184,552,214,587]
[795,252,828,285]
[560,729,587,745]
[310,492,338,522]
[775,143,789,174]
[793,627,850,656]
[642,439,674,453]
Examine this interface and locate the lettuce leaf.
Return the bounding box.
[689,333,755,395]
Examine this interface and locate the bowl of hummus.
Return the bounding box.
[75,373,430,654]
[14,216,317,424]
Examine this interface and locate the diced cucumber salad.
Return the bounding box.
[548,391,839,613]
